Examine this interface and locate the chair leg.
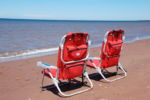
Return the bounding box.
[41,71,45,91]
[48,71,93,97]
[118,63,127,76]
[116,66,119,73]
[95,63,127,82]
[82,73,85,85]
[118,64,127,72]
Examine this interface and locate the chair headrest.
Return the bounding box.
[66,32,88,38]
[66,32,89,45]
[108,29,124,36]
[104,29,125,42]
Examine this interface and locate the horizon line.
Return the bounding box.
[0,17,150,22]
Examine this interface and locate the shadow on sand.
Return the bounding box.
[41,72,123,96]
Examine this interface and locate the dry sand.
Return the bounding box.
[0,39,150,100]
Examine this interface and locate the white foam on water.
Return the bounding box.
[125,35,150,43]
[0,47,58,63]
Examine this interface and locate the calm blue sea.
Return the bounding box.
[0,18,150,62]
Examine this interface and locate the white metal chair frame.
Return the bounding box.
[37,33,93,97]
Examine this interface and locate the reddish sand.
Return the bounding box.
[0,39,150,100]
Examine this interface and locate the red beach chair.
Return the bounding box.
[87,29,127,82]
[37,32,93,96]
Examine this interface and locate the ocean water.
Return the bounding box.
[0,18,150,62]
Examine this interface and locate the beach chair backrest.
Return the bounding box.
[57,32,90,79]
[100,29,124,68]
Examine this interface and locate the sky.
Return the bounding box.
[0,0,150,20]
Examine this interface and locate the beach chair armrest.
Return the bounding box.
[37,61,58,69]
[88,56,101,60]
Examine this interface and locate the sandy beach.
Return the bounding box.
[0,39,150,100]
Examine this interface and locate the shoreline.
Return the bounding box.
[0,39,150,100]
[1,37,150,63]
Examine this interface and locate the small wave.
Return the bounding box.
[125,35,150,43]
[0,47,58,62]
